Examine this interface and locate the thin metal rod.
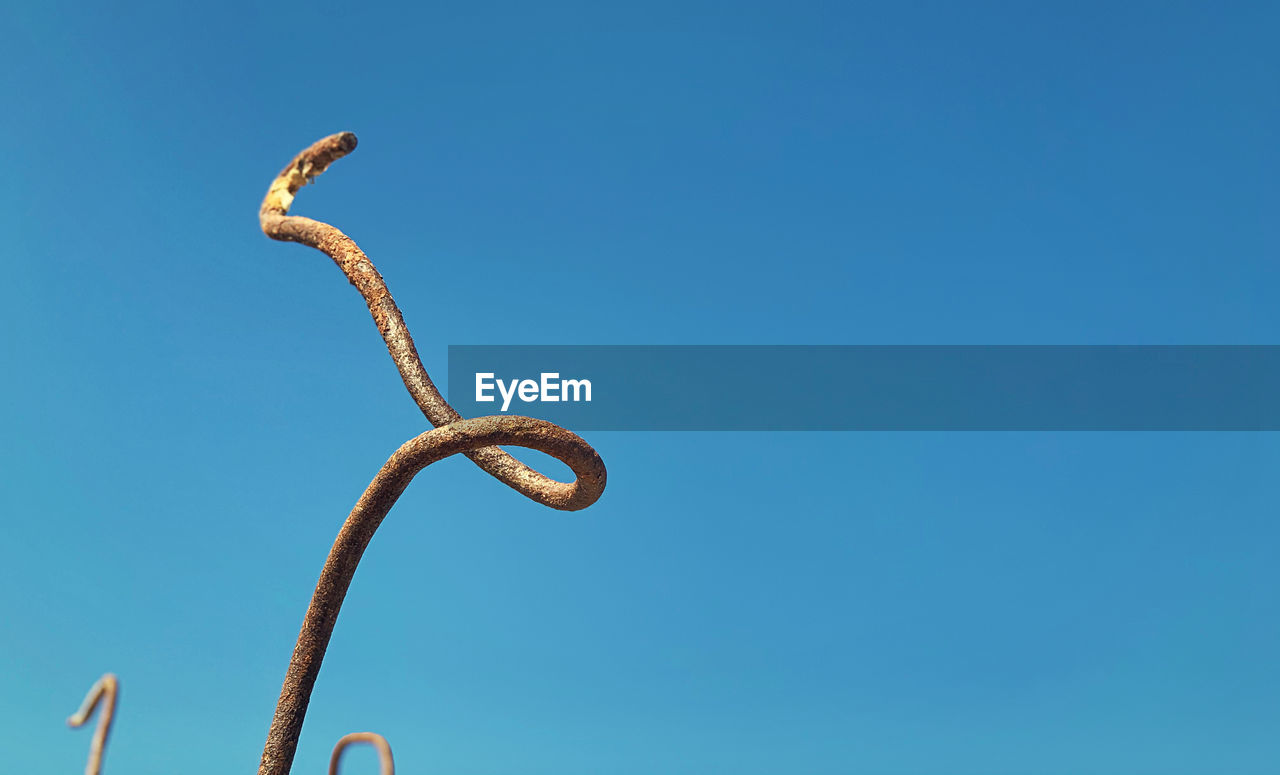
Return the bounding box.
[256,135,607,775]
[260,132,602,510]
[67,673,119,775]
[260,418,604,775]
[330,732,395,775]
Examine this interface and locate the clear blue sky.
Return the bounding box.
[3,2,1278,773]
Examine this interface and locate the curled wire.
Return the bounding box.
[256,134,608,775]
[259,132,602,511]
[67,673,119,775]
[329,732,395,775]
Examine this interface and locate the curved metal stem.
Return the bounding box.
[67,673,119,775]
[260,132,601,510]
[330,732,395,775]
[256,135,607,775]
[260,417,605,775]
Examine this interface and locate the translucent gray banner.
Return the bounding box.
[446,346,1280,431]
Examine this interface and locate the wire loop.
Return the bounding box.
[256,134,607,775]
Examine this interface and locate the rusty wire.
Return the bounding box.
[329,732,395,775]
[67,673,119,775]
[256,133,607,775]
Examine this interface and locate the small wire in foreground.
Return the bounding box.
[67,673,119,775]
[330,732,395,775]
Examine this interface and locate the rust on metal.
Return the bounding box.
[259,132,604,511]
[256,134,608,775]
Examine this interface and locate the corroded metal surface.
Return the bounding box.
[257,134,607,775]
[329,732,395,775]
[67,673,119,775]
[259,132,603,510]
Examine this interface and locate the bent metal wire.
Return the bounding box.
[329,733,394,775]
[67,674,117,775]
[65,134,607,775]
[256,133,608,775]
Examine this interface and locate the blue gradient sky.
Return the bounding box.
[4,2,1279,774]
